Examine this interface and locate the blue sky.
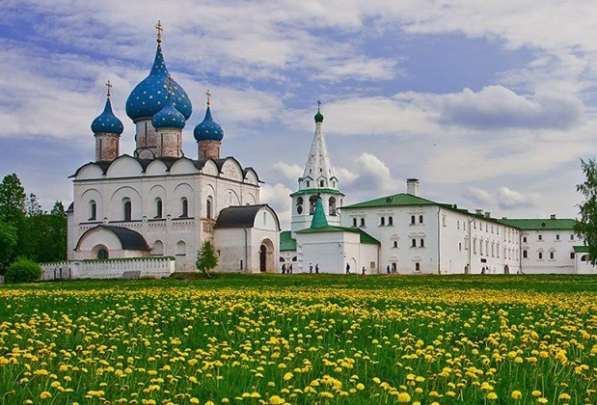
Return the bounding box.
[2,1,596,227]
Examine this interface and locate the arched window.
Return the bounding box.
[97,247,109,260]
[181,197,188,218]
[176,241,186,256]
[296,197,303,215]
[393,240,398,248]
[549,250,555,260]
[123,198,131,221]
[155,198,163,218]
[306,181,310,188]
[152,240,164,256]
[309,195,318,214]
[89,200,97,221]
[206,196,213,219]
[329,197,336,216]
[380,216,385,226]
[388,216,393,226]
[320,180,325,187]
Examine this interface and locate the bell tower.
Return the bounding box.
[290,102,344,232]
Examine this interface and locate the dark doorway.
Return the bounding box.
[260,244,267,272]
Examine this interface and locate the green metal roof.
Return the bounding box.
[497,218,577,231]
[290,188,345,197]
[342,193,438,209]
[310,198,328,229]
[296,226,380,245]
[573,245,589,253]
[280,231,297,252]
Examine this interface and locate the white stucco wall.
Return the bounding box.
[520,230,578,274]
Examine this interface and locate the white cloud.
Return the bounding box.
[260,182,292,228]
[438,86,583,130]
[463,187,493,208]
[496,186,536,209]
[273,162,303,182]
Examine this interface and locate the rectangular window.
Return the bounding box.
[549,251,555,260]
[420,238,425,248]
[393,241,398,248]
[538,234,543,241]
[570,234,574,241]
[523,236,527,243]
[538,252,543,260]
[570,252,575,259]
[388,216,393,226]
[415,262,420,272]
[360,218,365,227]
[380,217,385,226]
[556,234,560,241]
[411,215,415,225]
[352,218,357,227]
[419,215,424,224]
[411,239,416,248]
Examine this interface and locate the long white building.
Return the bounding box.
[280,109,595,275]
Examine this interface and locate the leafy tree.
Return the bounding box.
[51,201,65,216]
[196,241,218,278]
[576,159,597,264]
[4,258,42,283]
[0,222,17,274]
[0,174,26,223]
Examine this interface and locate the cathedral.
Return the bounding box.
[65,24,280,274]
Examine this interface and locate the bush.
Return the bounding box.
[5,258,42,283]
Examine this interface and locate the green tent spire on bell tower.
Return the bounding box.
[310,197,328,229]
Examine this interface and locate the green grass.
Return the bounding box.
[0,274,595,404]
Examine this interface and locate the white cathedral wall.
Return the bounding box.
[520,230,579,274]
[71,164,260,271]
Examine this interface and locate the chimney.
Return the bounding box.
[475,209,483,215]
[485,211,491,218]
[407,178,420,196]
[550,214,556,220]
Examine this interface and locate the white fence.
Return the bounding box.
[41,257,176,280]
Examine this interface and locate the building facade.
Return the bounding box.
[280,110,595,276]
[67,30,280,273]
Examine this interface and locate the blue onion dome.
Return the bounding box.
[152,97,186,129]
[125,44,192,122]
[91,97,124,135]
[194,106,224,142]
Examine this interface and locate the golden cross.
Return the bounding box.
[155,20,164,44]
[206,89,212,107]
[317,100,321,112]
[105,80,112,98]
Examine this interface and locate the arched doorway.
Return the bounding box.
[259,239,275,273]
[504,265,510,275]
[92,245,109,260]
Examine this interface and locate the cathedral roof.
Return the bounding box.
[497,218,577,231]
[214,204,280,230]
[194,106,224,142]
[152,98,186,129]
[125,44,192,122]
[75,225,149,251]
[91,97,124,135]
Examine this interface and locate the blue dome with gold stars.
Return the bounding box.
[125,44,192,122]
[91,97,124,135]
[152,98,186,129]
[194,106,224,142]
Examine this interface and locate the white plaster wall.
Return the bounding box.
[574,254,597,274]
[70,157,260,273]
[521,230,579,274]
[340,205,439,274]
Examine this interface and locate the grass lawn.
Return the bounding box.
[0,274,595,404]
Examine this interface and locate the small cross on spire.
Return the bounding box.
[105,80,112,98]
[206,89,212,107]
[155,20,164,44]
[317,100,322,112]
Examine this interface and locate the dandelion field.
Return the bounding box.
[0,275,595,404]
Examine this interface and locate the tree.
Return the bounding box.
[576,159,597,265]
[0,222,17,274]
[0,174,26,223]
[196,241,218,277]
[51,201,65,216]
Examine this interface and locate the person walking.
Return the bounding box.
[315,264,319,274]
[345,263,350,274]
[309,264,313,274]
[281,264,286,274]
[361,266,366,275]
[386,265,390,274]
[289,264,293,274]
